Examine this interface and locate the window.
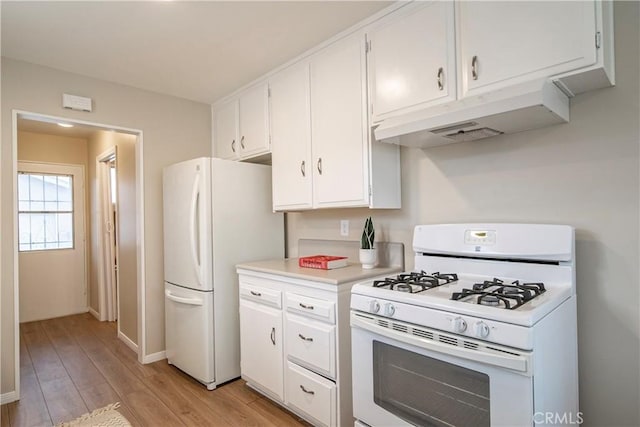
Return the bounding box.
[18,172,74,251]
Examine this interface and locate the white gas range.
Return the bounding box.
[350,223,579,427]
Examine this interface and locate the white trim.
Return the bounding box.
[135,133,146,363]
[88,306,100,320]
[11,109,147,399]
[118,330,139,353]
[1,391,18,405]
[142,350,166,364]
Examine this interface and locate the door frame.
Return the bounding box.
[96,147,119,323]
[11,110,147,402]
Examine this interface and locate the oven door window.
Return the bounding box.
[373,341,490,427]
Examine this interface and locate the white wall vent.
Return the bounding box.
[62,94,92,112]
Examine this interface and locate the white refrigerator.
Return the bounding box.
[162,157,284,390]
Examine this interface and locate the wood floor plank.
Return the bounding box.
[7,351,51,427]
[21,322,68,384]
[248,396,311,427]
[1,403,10,427]
[75,382,140,427]
[40,377,89,425]
[124,389,186,427]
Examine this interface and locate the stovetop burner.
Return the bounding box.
[373,271,458,293]
[451,278,546,310]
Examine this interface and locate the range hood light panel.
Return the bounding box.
[444,127,504,142]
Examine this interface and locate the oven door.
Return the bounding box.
[351,312,534,427]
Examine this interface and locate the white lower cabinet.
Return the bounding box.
[239,291,284,402]
[238,271,354,426]
[286,361,337,427]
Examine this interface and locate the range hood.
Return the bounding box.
[374,79,569,148]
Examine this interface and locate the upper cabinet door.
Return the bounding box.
[270,63,313,211]
[369,1,456,122]
[458,1,597,97]
[238,83,270,158]
[310,34,369,208]
[213,99,238,160]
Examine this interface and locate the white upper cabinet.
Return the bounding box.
[212,82,270,161]
[212,99,238,160]
[368,1,456,122]
[238,83,270,158]
[457,1,598,98]
[310,34,370,209]
[270,62,313,210]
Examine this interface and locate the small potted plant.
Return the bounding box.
[359,216,377,269]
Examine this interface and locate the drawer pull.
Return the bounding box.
[270,327,276,345]
[250,290,262,297]
[300,385,315,395]
[298,333,313,342]
[299,303,314,310]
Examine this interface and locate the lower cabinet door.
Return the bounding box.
[286,361,336,427]
[240,299,284,401]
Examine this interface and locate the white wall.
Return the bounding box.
[287,2,640,426]
[1,58,211,396]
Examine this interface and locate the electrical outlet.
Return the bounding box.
[340,220,349,237]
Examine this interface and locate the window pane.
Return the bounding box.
[30,214,45,243]
[18,174,30,202]
[19,214,31,245]
[58,201,72,211]
[45,214,58,243]
[58,176,72,202]
[58,213,73,245]
[44,175,58,201]
[44,201,58,211]
[30,175,44,204]
[30,201,44,211]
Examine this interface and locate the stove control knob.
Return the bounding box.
[475,322,490,338]
[370,300,381,313]
[452,317,467,333]
[385,303,396,317]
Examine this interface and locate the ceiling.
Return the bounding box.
[2,1,391,105]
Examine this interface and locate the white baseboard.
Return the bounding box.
[117,330,138,353]
[1,391,18,405]
[143,350,166,364]
[88,307,100,320]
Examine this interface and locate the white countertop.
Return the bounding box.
[237,258,402,286]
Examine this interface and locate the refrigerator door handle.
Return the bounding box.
[165,289,204,306]
[189,172,202,285]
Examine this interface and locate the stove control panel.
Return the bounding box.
[464,229,496,245]
[369,300,380,313]
[384,303,396,317]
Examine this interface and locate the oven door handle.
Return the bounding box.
[351,312,531,374]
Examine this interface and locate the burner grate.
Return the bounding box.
[373,271,458,293]
[451,279,546,310]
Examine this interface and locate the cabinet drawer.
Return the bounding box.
[286,293,335,323]
[285,361,336,427]
[286,313,336,379]
[240,283,281,309]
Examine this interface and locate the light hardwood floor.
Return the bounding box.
[1,313,309,427]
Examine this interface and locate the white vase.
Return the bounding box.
[359,248,378,269]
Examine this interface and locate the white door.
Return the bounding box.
[310,34,369,208]
[165,282,214,386]
[270,62,313,211]
[162,158,212,291]
[239,298,284,401]
[369,1,456,121]
[458,1,597,97]
[238,83,270,158]
[18,162,86,322]
[213,99,239,160]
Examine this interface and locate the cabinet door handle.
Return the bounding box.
[437,67,444,91]
[250,290,262,297]
[240,135,245,149]
[298,333,313,342]
[317,158,322,175]
[300,385,315,395]
[270,327,276,345]
[231,139,236,153]
[299,303,314,310]
[471,56,479,80]
[300,160,306,177]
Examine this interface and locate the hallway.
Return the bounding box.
[1,313,307,426]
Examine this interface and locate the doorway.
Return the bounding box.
[11,110,147,401]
